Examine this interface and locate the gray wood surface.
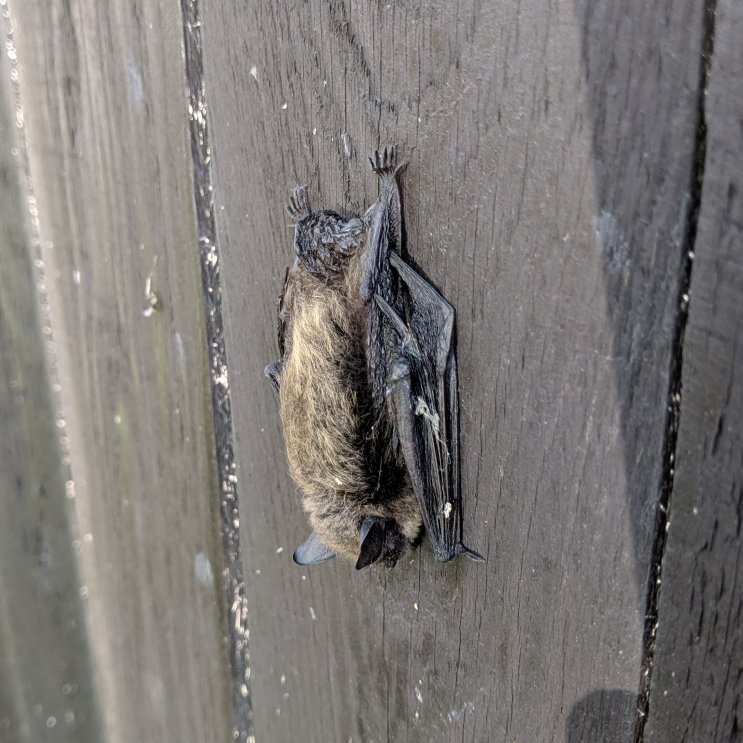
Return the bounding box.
[644,1,743,740]
[5,0,736,740]
[5,1,234,741]
[200,1,703,740]
[0,56,103,743]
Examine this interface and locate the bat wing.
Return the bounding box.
[276,265,291,357]
[376,252,483,562]
[264,266,290,396]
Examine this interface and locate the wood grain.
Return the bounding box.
[200,0,703,740]
[6,1,233,740]
[0,54,103,743]
[644,2,743,740]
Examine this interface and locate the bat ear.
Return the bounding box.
[293,532,336,566]
[355,517,386,570]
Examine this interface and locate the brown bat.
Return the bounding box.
[266,146,482,569]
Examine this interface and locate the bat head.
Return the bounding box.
[292,210,364,277]
[293,516,409,570]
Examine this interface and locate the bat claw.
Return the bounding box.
[286,185,311,220]
[369,146,406,178]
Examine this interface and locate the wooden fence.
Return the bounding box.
[0,0,740,741]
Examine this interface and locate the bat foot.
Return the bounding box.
[369,146,406,179]
[287,186,311,220]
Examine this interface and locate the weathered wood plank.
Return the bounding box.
[7,1,234,740]
[0,52,103,743]
[201,0,703,740]
[644,2,743,740]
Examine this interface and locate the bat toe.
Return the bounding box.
[369,146,402,177]
[287,185,311,220]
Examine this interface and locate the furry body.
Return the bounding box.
[267,148,481,569]
[278,234,421,561]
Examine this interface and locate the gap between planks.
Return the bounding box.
[180,0,254,740]
[633,1,719,739]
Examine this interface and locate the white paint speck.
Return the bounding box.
[309,606,317,621]
[341,131,353,158]
[126,57,144,109]
[194,553,214,586]
[593,210,630,273]
[175,332,185,365]
[249,65,258,80]
[281,102,288,110]
[415,687,423,704]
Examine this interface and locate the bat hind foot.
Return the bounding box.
[287,186,311,220]
[369,146,405,179]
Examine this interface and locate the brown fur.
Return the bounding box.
[279,243,422,561]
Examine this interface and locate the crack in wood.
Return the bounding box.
[180,1,254,740]
[633,1,719,739]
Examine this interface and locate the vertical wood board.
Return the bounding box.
[645,2,743,740]
[200,0,703,740]
[0,53,103,743]
[8,0,234,740]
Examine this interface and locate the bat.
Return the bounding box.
[265,146,483,570]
